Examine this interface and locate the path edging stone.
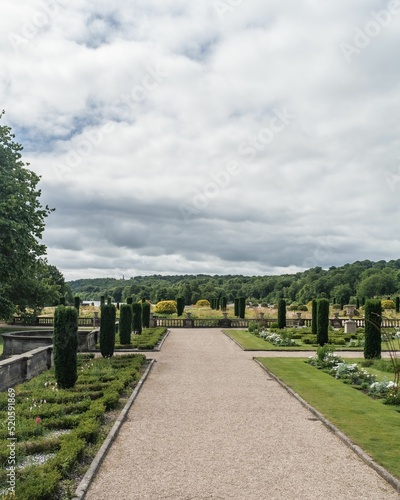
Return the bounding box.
[72,358,156,500]
[253,357,400,494]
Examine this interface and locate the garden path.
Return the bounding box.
[85,329,399,500]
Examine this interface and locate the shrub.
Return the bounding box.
[364,299,382,359]
[238,297,246,319]
[298,304,308,311]
[302,334,317,345]
[234,297,239,317]
[74,296,80,314]
[119,304,132,344]
[381,299,395,310]
[53,306,78,389]
[196,299,210,308]
[154,300,177,314]
[132,302,142,334]
[248,322,259,333]
[100,303,116,358]
[176,296,185,317]
[220,296,227,311]
[277,299,286,329]
[141,300,151,328]
[317,298,329,346]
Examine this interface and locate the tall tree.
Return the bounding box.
[53,305,78,389]
[0,112,54,318]
[316,298,329,346]
[277,299,286,329]
[364,299,382,359]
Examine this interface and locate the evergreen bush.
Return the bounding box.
[142,300,151,328]
[100,303,116,358]
[317,298,329,346]
[238,297,246,319]
[74,296,80,314]
[364,299,382,359]
[53,305,78,389]
[154,300,177,314]
[397,296,400,313]
[220,296,227,311]
[119,304,132,344]
[277,299,286,329]
[132,302,143,334]
[176,296,185,317]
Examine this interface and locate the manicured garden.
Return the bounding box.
[100,327,167,350]
[224,327,399,351]
[0,353,147,499]
[257,355,400,481]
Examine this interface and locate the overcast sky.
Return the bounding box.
[2,1,400,281]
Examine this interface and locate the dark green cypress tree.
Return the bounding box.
[356,298,360,309]
[59,297,66,305]
[234,298,239,317]
[239,297,246,319]
[317,298,329,346]
[74,296,80,314]
[277,299,286,329]
[311,299,318,336]
[100,296,105,306]
[100,303,116,358]
[177,297,185,317]
[107,297,112,305]
[221,296,227,311]
[127,297,133,305]
[396,296,400,313]
[142,300,151,328]
[53,305,78,389]
[364,299,382,359]
[119,304,132,345]
[132,302,142,334]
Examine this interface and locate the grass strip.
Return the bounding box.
[256,357,400,480]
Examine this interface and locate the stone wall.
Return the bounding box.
[0,346,52,392]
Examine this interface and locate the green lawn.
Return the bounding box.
[224,329,397,352]
[223,330,361,351]
[257,357,400,480]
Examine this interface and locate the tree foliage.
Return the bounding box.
[119,304,132,344]
[100,304,116,357]
[316,298,329,346]
[68,259,400,307]
[277,299,286,329]
[364,299,382,360]
[132,302,142,334]
[0,113,55,318]
[53,305,78,389]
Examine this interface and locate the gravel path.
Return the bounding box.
[85,329,399,500]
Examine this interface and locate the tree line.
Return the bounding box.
[69,259,400,306]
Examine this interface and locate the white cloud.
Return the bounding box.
[1,0,400,280]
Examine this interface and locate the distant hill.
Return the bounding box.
[68,259,400,305]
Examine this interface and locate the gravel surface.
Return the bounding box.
[85,329,399,500]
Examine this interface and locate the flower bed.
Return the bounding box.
[112,327,167,350]
[0,353,147,499]
[306,345,399,404]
